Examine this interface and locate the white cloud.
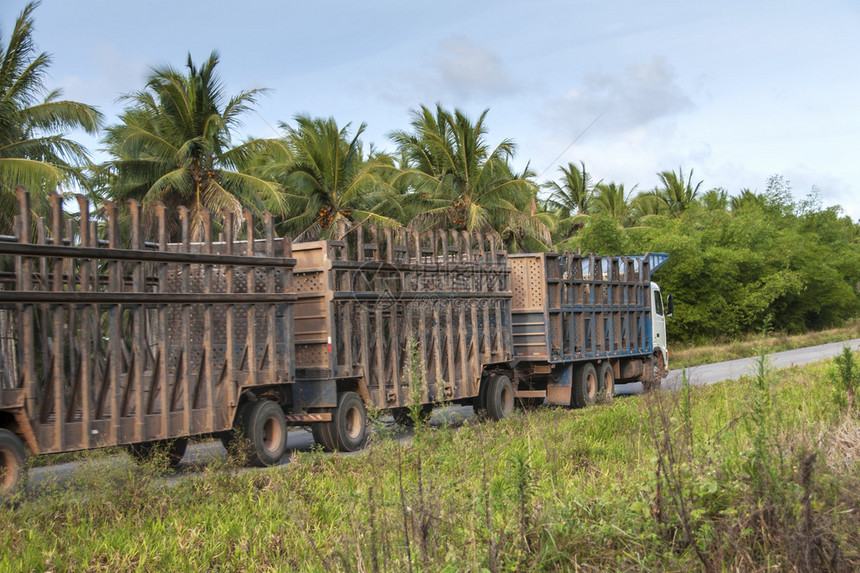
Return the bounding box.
[542,56,693,137]
[361,35,519,107]
[54,43,148,116]
[429,35,518,100]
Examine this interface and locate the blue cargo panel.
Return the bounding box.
[510,252,660,364]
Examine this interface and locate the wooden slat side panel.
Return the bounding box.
[314,228,513,409]
[0,190,296,454]
[543,252,653,363]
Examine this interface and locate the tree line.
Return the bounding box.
[2,2,858,342]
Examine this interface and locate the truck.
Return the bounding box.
[507,251,671,409]
[0,189,671,494]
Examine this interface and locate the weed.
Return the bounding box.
[831,346,859,414]
[405,337,428,432]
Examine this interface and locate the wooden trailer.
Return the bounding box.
[289,224,513,451]
[0,189,296,494]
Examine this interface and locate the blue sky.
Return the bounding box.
[4,0,859,218]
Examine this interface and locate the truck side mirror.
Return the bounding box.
[666,294,674,318]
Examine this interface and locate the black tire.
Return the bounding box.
[220,402,252,453]
[242,400,288,467]
[332,391,368,452]
[127,437,188,468]
[572,363,598,408]
[311,418,337,452]
[219,429,240,455]
[597,361,615,400]
[0,429,26,496]
[473,380,488,418]
[391,404,433,426]
[486,374,515,421]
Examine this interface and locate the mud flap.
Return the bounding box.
[546,364,574,406]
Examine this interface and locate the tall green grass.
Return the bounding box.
[2,353,859,571]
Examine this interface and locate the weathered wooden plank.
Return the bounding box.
[432,303,443,401]
[75,196,92,447]
[129,200,146,442]
[0,242,294,267]
[105,202,122,442]
[244,211,259,400]
[222,209,236,426]
[202,208,216,432]
[178,207,192,435]
[49,194,66,450]
[374,305,385,406]
[265,212,278,388]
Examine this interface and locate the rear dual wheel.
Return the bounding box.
[223,399,288,467]
[312,392,368,452]
[572,363,599,408]
[311,422,334,451]
[486,374,515,421]
[242,400,288,467]
[597,362,615,400]
[572,362,615,408]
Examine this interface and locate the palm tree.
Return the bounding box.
[391,104,549,246]
[0,1,102,231]
[543,161,599,239]
[592,182,635,224]
[630,191,665,221]
[730,188,766,213]
[650,166,703,217]
[492,162,555,252]
[544,161,598,217]
[101,51,282,240]
[381,149,422,226]
[700,187,729,212]
[258,115,400,239]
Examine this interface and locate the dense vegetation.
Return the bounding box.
[3,351,860,571]
[567,181,860,342]
[2,2,858,343]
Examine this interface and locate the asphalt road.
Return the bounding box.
[28,338,860,489]
[616,338,860,395]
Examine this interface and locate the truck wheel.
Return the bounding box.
[242,400,288,467]
[486,374,514,421]
[473,380,488,419]
[572,363,598,408]
[311,418,337,452]
[0,429,26,496]
[220,402,252,454]
[332,392,368,452]
[127,437,188,468]
[391,404,433,426]
[597,362,615,400]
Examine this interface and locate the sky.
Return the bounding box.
[3,0,859,219]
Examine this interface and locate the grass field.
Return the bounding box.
[670,319,860,370]
[3,348,859,572]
